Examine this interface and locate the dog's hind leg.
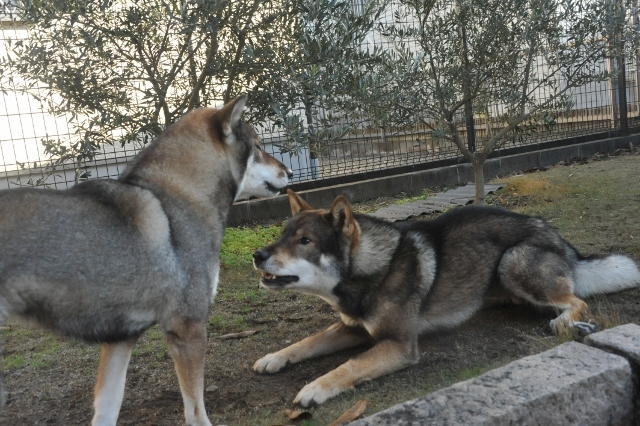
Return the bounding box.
[498,244,588,334]
[165,320,211,426]
[545,291,589,334]
[92,338,138,426]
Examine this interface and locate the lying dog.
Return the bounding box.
[0,95,292,425]
[253,190,640,406]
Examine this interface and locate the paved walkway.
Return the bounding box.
[370,183,504,221]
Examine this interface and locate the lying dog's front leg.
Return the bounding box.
[92,338,138,426]
[294,338,419,407]
[254,322,372,374]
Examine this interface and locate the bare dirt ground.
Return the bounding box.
[1,149,639,425]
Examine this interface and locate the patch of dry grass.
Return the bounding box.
[490,152,640,257]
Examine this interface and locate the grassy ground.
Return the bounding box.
[1,149,639,425]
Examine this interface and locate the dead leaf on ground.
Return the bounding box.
[284,408,312,421]
[328,399,368,426]
[214,330,258,340]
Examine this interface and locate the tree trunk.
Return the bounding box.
[303,94,320,179]
[472,158,485,205]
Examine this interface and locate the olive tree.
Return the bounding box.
[0,0,287,180]
[1,0,389,182]
[248,0,388,178]
[381,0,638,202]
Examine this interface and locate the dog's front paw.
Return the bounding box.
[253,352,289,374]
[294,380,341,407]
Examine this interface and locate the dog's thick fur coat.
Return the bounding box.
[252,190,640,406]
[0,96,291,425]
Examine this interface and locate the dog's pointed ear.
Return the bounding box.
[216,94,247,141]
[328,195,357,239]
[288,189,313,214]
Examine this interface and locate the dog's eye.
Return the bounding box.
[298,237,312,245]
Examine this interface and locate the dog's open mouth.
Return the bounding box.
[260,272,298,287]
[265,181,282,194]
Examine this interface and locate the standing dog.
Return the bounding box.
[253,190,640,407]
[0,95,292,425]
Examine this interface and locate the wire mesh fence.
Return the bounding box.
[1,3,639,191]
[0,21,151,189]
[278,60,639,184]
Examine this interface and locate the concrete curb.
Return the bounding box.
[228,134,639,226]
[351,324,640,426]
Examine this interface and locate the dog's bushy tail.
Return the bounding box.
[573,254,640,298]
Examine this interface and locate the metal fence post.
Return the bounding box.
[616,0,629,136]
[617,55,629,136]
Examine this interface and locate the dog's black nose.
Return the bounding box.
[253,249,270,265]
[286,169,294,180]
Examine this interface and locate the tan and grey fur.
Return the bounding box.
[252,190,640,407]
[0,95,292,425]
